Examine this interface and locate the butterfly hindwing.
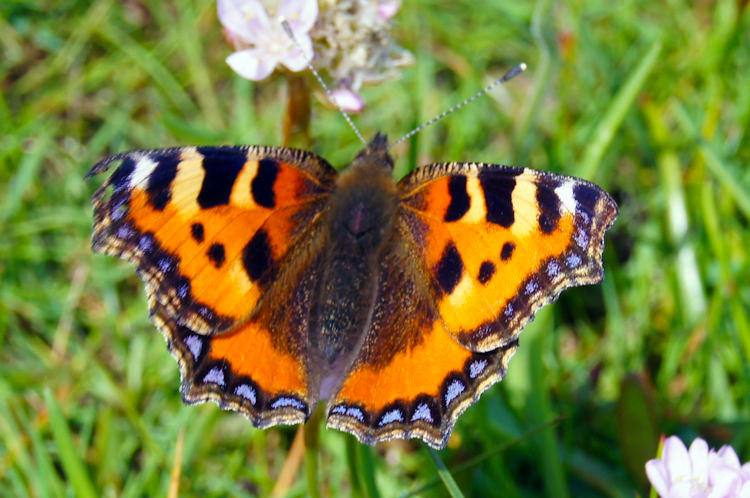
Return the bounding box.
[89,145,337,425]
[399,163,618,352]
[159,235,328,426]
[326,235,519,448]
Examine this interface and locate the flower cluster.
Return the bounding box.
[309,0,412,111]
[218,0,317,81]
[646,435,750,497]
[217,0,412,112]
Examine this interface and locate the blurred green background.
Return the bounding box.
[1,0,749,496]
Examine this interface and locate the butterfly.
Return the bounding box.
[88,132,617,449]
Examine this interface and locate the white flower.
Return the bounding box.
[217,0,411,112]
[646,435,750,498]
[218,0,318,80]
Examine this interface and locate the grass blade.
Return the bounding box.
[303,406,324,498]
[0,402,35,496]
[359,444,380,498]
[403,417,563,497]
[672,102,750,220]
[344,436,364,497]
[42,389,97,498]
[167,428,185,498]
[514,0,554,157]
[578,39,662,179]
[425,447,464,498]
[0,133,53,226]
[94,24,197,115]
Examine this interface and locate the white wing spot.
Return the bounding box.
[271,397,305,410]
[567,254,582,268]
[116,225,133,239]
[579,210,591,225]
[177,283,190,299]
[547,260,561,277]
[185,335,202,359]
[158,257,174,273]
[574,229,589,249]
[203,366,225,387]
[346,407,365,422]
[445,379,465,406]
[138,234,153,252]
[129,155,159,189]
[110,198,127,220]
[525,279,539,295]
[378,408,404,426]
[411,403,433,423]
[234,384,256,405]
[555,181,577,213]
[469,359,488,379]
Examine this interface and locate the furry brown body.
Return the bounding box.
[308,135,399,398]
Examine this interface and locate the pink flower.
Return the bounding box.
[377,1,399,20]
[331,86,364,113]
[217,0,318,80]
[646,435,750,497]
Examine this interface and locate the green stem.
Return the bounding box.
[425,447,464,498]
[345,436,363,497]
[283,75,312,148]
[403,417,562,497]
[359,444,380,498]
[304,405,325,498]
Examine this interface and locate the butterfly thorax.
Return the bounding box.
[308,141,399,399]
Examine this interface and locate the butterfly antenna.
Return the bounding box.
[388,62,527,150]
[280,20,367,145]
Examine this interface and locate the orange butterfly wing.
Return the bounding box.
[327,237,519,448]
[327,163,617,448]
[400,163,618,351]
[89,146,336,424]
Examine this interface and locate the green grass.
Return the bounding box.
[2,0,749,495]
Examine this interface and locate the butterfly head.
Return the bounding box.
[351,132,394,172]
[326,132,399,254]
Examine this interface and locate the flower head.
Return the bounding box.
[311,0,412,111]
[219,0,412,113]
[645,435,750,497]
[218,0,318,80]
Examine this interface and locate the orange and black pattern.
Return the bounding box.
[325,162,616,447]
[89,138,617,449]
[89,146,336,424]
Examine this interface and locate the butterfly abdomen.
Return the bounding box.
[308,156,400,398]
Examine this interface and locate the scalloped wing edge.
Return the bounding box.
[326,340,519,449]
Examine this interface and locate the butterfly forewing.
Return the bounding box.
[398,162,618,352]
[90,146,336,332]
